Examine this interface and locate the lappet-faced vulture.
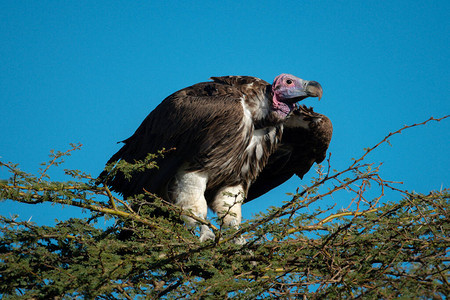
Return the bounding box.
[99,74,331,241]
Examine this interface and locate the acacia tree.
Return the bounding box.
[1,116,449,299]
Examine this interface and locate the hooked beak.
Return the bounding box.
[283,80,323,102]
[304,81,323,100]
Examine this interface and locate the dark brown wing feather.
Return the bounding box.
[99,80,249,198]
[99,77,273,199]
[245,106,333,202]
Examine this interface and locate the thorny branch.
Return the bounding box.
[350,115,449,167]
[0,115,448,298]
[1,116,448,247]
[1,116,447,243]
[221,115,449,243]
[38,143,83,181]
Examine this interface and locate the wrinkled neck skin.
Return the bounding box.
[272,93,294,119]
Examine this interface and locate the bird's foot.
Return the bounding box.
[199,225,216,242]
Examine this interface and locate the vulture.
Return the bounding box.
[99,74,332,242]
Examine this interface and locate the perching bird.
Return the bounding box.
[99,74,328,241]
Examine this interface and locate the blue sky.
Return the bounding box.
[1,1,449,225]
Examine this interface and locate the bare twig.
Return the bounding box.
[38,143,82,181]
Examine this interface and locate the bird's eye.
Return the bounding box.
[286,79,293,84]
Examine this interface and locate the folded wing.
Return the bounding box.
[246,106,333,202]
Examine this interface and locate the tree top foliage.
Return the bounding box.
[1,116,449,299]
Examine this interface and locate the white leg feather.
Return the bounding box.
[209,185,245,244]
[210,185,244,229]
[170,171,208,228]
[211,186,247,245]
[170,171,216,242]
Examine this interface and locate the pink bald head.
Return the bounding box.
[271,73,323,118]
